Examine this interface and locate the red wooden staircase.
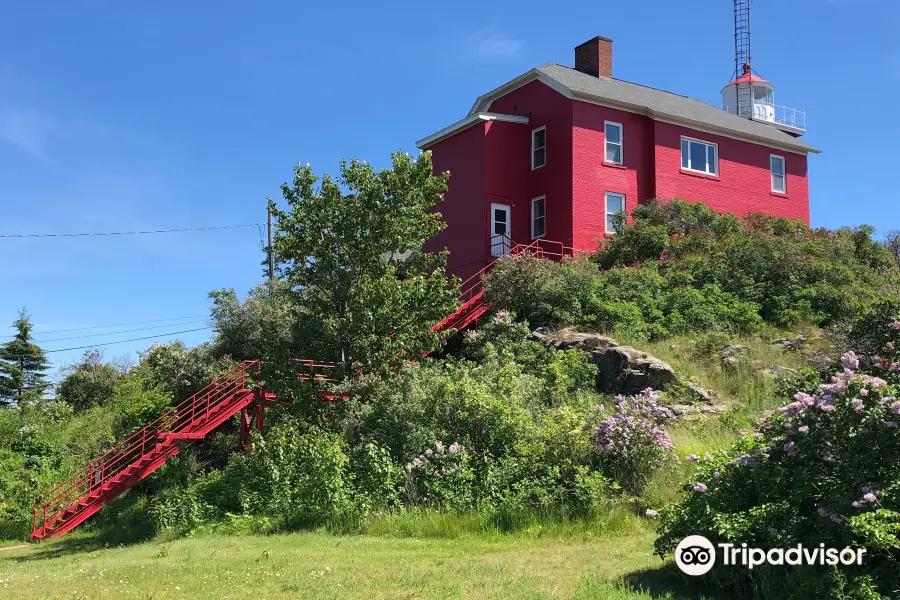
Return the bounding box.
[31,238,579,541]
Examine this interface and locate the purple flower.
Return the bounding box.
[435,441,444,453]
[645,509,659,518]
[784,441,797,457]
[891,320,900,331]
[798,425,809,433]
[864,492,878,503]
[685,454,699,462]
[852,398,865,413]
[713,471,721,480]
[871,377,888,389]
[883,342,896,354]
[892,401,900,415]
[693,483,708,493]
[860,389,869,398]
[887,421,898,428]
[852,501,863,508]
[842,351,860,371]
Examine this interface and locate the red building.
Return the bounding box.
[417,36,820,280]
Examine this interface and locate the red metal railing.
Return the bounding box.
[33,237,580,540]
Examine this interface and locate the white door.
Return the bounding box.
[490,204,511,257]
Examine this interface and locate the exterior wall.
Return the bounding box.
[422,122,487,282]
[484,119,530,249]
[652,121,810,224]
[571,100,655,250]
[488,81,575,248]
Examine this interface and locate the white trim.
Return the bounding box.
[416,112,530,149]
[681,136,719,176]
[490,203,512,257]
[770,153,786,193]
[461,68,818,155]
[531,196,546,240]
[531,126,547,170]
[604,120,624,165]
[604,192,626,234]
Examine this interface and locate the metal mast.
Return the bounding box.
[734,0,752,78]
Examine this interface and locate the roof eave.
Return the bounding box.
[416,112,530,149]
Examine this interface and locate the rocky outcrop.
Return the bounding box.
[720,345,750,373]
[669,404,729,420]
[533,327,677,394]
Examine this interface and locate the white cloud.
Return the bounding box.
[462,26,524,61]
[0,105,55,160]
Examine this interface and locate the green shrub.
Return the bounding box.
[655,317,900,598]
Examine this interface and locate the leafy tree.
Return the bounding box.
[885,229,900,269]
[0,310,49,406]
[57,349,123,412]
[268,151,458,370]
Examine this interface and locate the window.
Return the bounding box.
[605,192,625,234]
[771,154,786,193]
[531,126,546,170]
[681,137,718,176]
[531,196,546,239]
[604,121,623,164]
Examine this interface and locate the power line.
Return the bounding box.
[0,223,264,239]
[41,327,213,354]
[1,315,208,338]
[34,320,209,343]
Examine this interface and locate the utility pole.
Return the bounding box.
[267,205,275,284]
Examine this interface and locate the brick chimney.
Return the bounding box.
[575,36,613,78]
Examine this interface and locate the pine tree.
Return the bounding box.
[0,309,49,406]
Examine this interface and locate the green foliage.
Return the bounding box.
[487,200,899,339]
[268,151,458,370]
[654,317,900,598]
[56,350,123,412]
[0,309,50,406]
[135,341,233,403]
[222,423,354,528]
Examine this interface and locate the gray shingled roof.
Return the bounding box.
[482,64,819,154]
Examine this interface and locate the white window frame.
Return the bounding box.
[605,192,626,234]
[770,154,786,193]
[681,136,719,176]
[531,196,546,240]
[531,126,546,170]
[490,203,512,257]
[604,121,623,165]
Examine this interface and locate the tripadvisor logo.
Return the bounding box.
[675,535,867,576]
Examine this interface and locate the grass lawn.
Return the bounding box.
[0,529,709,600]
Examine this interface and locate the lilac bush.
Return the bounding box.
[404,441,473,509]
[588,389,675,493]
[656,317,900,598]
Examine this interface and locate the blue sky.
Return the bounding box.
[1,0,896,378]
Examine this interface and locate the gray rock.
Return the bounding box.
[591,345,677,394]
[669,404,729,420]
[757,365,800,379]
[532,327,619,351]
[720,345,750,373]
[772,335,808,351]
[686,382,719,403]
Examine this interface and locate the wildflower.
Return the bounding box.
[448,442,461,454]
[798,425,809,433]
[891,320,900,330]
[705,452,713,461]
[883,342,896,354]
[763,410,773,417]
[713,471,721,480]
[852,398,865,413]
[852,501,863,508]
[645,509,659,518]
[887,421,898,428]
[863,492,878,503]
[693,483,708,493]
[842,351,860,371]
[435,441,444,453]
[685,454,699,462]
[871,377,888,389]
[859,389,869,398]
[425,449,433,456]
[892,401,900,415]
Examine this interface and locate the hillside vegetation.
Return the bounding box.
[3,171,900,599]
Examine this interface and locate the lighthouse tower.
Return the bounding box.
[720,0,806,136]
